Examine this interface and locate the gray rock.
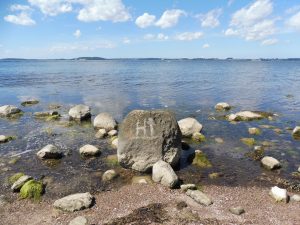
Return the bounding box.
[117,110,182,172]
[132,176,153,184]
[95,129,107,139]
[291,194,300,202]
[79,144,101,156]
[229,206,245,215]
[69,104,91,120]
[102,169,118,182]
[93,113,117,131]
[178,118,203,137]
[37,144,62,159]
[108,129,118,137]
[215,102,231,111]
[152,160,178,188]
[292,126,300,137]
[180,184,197,191]
[69,216,88,225]
[186,189,213,206]
[269,186,288,202]
[0,105,21,117]
[11,175,33,191]
[261,156,281,170]
[53,192,93,212]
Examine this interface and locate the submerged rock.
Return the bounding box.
[69,216,88,225]
[79,144,101,157]
[261,156,281,170]
[214,137,224,144]
[191,150,212,168]
[227,111,271,121]
[152,160,178,188]
[292,126,300,139]
[0,135,15,143]
[102,170,118,182]
[229,207,245,215]
[37,144,63,159]
[245,146,264,161]
[53,192,93,212]
[192,132,206,142]
[117,110,182,172]
[11,175,33,191]
[269,186,288,202]
[248,127,261,135]
[34,111,59,118]
[21,100,39,106]
[215,102,231,111]
[178,118,203,137]
[0,105,22,117]
[186,190,213,206]
[20,180,43,201]
[69,104,91,121]
[93,113,117,131]
[240,138,256,146]
[95,129,107,139]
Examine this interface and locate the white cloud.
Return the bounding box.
[197,8,222,28]
[77,0,131,22]
[73,29,81,38]
[155,9,185,28]
[123,38,131,44]
[28,0,72,16]
[4,12,36,26]
[135,13,156,28]
[286,11,300,31]
[202,43,210,48]
[157,33,169,40]
[175,32,203,41]
[10,4,32,11]
[226,0,276,41]
[261,38,278,46]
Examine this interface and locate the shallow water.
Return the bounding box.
[0,59,300,196]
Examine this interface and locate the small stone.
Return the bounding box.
[69,104,91,121]
[79,144,101,157]
[178,118,203,137]
[69,216,88,225]
[11,175,33,191]
[111,138,118,149]
[95,129,107,139]
[214,137,224,144]
[102,170,118,182]
[269,186,288,202]
[291,194,300,202]
[241,138,256,146]
[229,207,245,215]
[0,135,14,143]
[215,102,231,111]
[227,111,266,122]
[261,156,281,170]
[180,184,197,191]
[209,172,223,179]
[37,144,63,159]
[186,189,213,206]
[248,127,261,135]
[298,166,300,173]
[108,130,118,137]
[53,192,93,212]
[176,201,188,210]
[34,111,59,118]
[152,160,178,188]
[93,113,117,131]
[0,105,22,117]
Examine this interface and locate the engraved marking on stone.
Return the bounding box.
[136,118,156,137]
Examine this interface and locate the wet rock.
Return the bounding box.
[214,137,224,144]
[48,104,61,110]
[245,146,264,160]
[180,184,196,191]
[191,150,212,168]
[248,127,261,135]
[186,190,213,206]
[273,128,282,134]
[152,160,178,188]
[69,216,88,225]
[132,176,153,184]
[79,144,101,157]
[291,194,300,202]
[20,180,43,201]
[0,105,22,117]
[181,141,190,150]
[292,126,300,139]
[69,104,91,121]
[53,192,93,212]
[34,111,59,118]
[0,135,15,143]
[108,129,118,137]
[229,207,245,215]
[178,118,203,137]
[37,144,63,159]
[95,129,107,139]
[215,102,231,111]
[117,110,181,172]
[102,169,118,182]
[21,100,39,106]
[93,113,117,131]
[11,175,33,191]
[261,156,281,170]
[240,138,255,146]
[227,111,265,121]
[192,132,206,142]
[269,186,288,202]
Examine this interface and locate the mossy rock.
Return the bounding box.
[190,150,212,168]
[245,147,264,161]
[106,155,119,166]
[240,138,255,146]
[248,128,261,135]
[21,100,39,107]
[192,132,206,143]
[19,180,43,201]
[8,172,25,185]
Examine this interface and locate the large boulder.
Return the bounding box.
[0,105,22,117]
[69,105,91,120]
[53,192,93,212]
[117,110,182,172]
[178,118,202,137]
[152,160,178,188]
[93,113,117,131]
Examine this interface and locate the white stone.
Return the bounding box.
[95,129,107,139]
[11,175,33,191]
[79,145,100,156]
[291,194,300,202]
[269,186,288,202]
[53,192,93,212]
[102,170,118,182]
[93,113,117,131]
[228,111,264,121]
[0,135,11,143]
[178,118,203,137]
[0,105,21,117]
[108,129,118,137]
[152,160,178,188]
[69,104,91,120]
[69,216,88,225]
[186,189,213,206]
[215,102,231,110]
[261,156,281,170]
[292,126,300,136]
[37,144,62,159]
[112,138,118,149]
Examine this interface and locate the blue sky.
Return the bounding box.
[1,0,300,59]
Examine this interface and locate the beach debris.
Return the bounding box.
[229,206,245,215]
[108,129,118,137]
[36,144,63,159]
[152,160,178,188]
[227,111,273,122]
[0,105,22,117]
[53,192,94,212]
[102,169,118,182]
[21,99,39,106]
[93,112,117,131]
[186,189,213,206]
[292,126,300,139]
[215,102,231,111]
[180,184,197,191]
[95,129,107,139]
[79,144,101,157]
[69,216,88,225]
[19,180,43,201]
[191,150,212,168]
[192,132,206,142]
[11,175,33,191]
[269,186,288,202]
[117,110,181,172]
[261,156,281,170]
[248,127,261,135]
[178,117,203,137]
[291,194,300,202]
[69,104,91,121]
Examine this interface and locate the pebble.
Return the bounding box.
[186,189,213,206]
[291,194,300,202]
[229,206,245,215]
[102,170,118,182]
[69,216,88,225]
[180,184,197,191]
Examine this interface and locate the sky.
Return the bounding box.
[1,0,300,59]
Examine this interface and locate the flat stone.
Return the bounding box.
[215,102,231,111]
[0,105,22,117]
[93,113,117,130]
[180,184,197,191]
[53,192,93,212]
[228,111,264,121]
[178,117,203,137]
[11,175,33,191]
[108,129,118,137]
[152,160,178,188]
[291,194,300,202]
[79,144,101,156]
[37,144,63,159]
[69,216,88,225]
[186,189,213,206]
[102,170,118,182]
[69,104,91,120]
[215,137,224,144]
[269,186,288,202]
[229,206,245,215]
[95,129,107,139]
[261,156,281,170]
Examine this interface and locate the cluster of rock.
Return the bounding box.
[0,105,22,117]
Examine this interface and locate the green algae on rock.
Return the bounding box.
[245,146,264,161]
[192,132,206,143]
[8,172,25,185]
[240,138,256,146]
[191,150,212,168]
[19,180,43,201]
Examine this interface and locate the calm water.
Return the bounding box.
[1,59,300,196]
